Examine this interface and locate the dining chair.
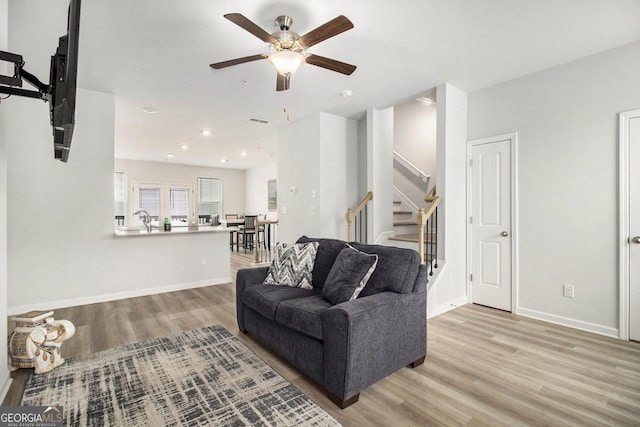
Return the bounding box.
[236,215,255,253]
[225,214,240,251]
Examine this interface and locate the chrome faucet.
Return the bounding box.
[134,210,152,232]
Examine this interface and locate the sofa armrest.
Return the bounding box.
[322,286,426,400]
[235,267,269,331]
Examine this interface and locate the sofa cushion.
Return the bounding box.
[296,236,348,289]
[349,243,421,296]
[264,242,319,289]
[242,283,321,321]
[323,244,379,305]
[275,294,333,340]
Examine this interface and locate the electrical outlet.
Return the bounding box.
[563,284,574,298]
[201,258,207,267]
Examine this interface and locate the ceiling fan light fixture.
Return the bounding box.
[268,50,306,76]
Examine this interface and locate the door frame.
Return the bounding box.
[466,133,519,312]
[619,109,640,340]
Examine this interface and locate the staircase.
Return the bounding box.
[388,187,439,265]
[390,199,421,245]
[389,212,436,260]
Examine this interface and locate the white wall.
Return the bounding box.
[2,0,232,317]
[6,89,231,314]
[115,159,246,219]
[367,107,394,243]
[393,100,437,203]
[428,84,469,317]
[0,0,11,402]
[468,41,640,336]
[245,162,277,218]
[319,113,358,239]
[277,115,321,242]
[277,113,358,243]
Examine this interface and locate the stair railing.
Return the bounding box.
[416,187,440,276]
[347,191,373,242]
[393,150,430,183]
[254,218,278,264]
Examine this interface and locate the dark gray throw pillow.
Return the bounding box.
[322,244,378,305]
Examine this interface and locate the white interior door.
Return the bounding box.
[630,116,640,341]
[469,138,512,311]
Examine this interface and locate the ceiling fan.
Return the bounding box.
[209,13,357,91]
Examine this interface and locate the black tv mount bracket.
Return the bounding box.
[0,50,50,101]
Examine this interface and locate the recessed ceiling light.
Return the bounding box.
[167,153,175,158]
[201,130,211,136]
[180,144,189,150]
[220,158,228,163]
[341,89,353,98]
[415,97,435,105]
[240,151,247,157]
[142,107,157,114]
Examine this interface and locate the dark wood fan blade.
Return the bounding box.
[298,15,354,48]
[276,73,290,91]
[210,54,266,69]
[306,54,356,75]
[224,13,277,44]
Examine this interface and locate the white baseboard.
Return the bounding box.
[517,307,620,339]
[0,373,12,404]
[428,296,469,319]
[7,277,231,316]
[374,231,396,245]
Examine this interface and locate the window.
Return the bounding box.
[131,182,195,227]
[114,171,128,226]
[170,188,190,223]
[198,177,222,218]
[139,187,161,222]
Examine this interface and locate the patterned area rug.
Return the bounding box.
[21,325,341,426]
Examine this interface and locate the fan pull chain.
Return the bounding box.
[284,89,291,121]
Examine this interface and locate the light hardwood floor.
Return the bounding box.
[4,252,640,426]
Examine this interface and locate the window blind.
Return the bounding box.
[170,188,189,222]
[197,177,222,216]
[114,171,128,222]
[139,188,160,220]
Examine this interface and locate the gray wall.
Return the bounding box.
[467,41,640,335]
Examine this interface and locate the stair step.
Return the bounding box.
[393,200,401,205]
[389,233,421,243]
[393,220,417,226]
[394,210,412,216]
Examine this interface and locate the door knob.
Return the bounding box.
[632,236,640,244]
[501,231,509,237]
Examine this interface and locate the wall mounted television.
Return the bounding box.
[0,0,81,163]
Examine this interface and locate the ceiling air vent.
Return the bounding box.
[248,118,271,124]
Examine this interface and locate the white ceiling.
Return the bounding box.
[70,0,640,169]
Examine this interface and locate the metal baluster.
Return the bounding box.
[426,216,432,276]
[433,207,438,269]
[364,205,368,243]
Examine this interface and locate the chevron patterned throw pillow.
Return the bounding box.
[264,242,319,289]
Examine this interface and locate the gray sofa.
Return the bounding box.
[235,236,427,408]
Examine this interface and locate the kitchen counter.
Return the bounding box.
[114,225,234,237]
